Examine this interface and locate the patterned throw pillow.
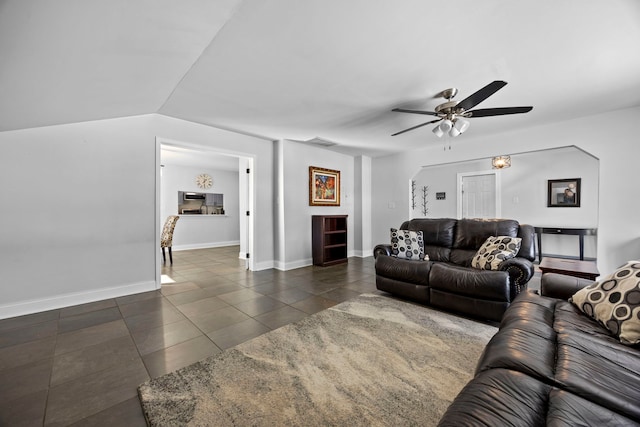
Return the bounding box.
[390,228,425,260]
[570,261,640,345]
[471,236,522,270]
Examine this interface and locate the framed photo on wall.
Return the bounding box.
[309,166,340,206]
[548,178,581,207]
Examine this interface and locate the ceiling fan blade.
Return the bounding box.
[392,119,441,136]
[391,108,438,116]
[467,106,533,118]
[456,80,508,111]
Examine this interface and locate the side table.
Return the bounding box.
[538,257,600,281]
[534,227,597,263]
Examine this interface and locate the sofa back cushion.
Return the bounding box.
[454,219,520,249]
[401,218,457,262]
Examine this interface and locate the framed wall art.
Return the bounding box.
[309,166,340,206]
[547,178,581,207]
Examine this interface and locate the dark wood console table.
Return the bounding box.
[534,227,597,263]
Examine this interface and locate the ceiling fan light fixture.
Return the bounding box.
[432,124,444,138]
[439,119,453,133]
[454,118,470,133]
[449,126,461,137]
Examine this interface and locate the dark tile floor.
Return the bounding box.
[0,246,377,426]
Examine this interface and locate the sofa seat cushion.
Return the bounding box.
[429,263,510,301]
[374,254,431,287]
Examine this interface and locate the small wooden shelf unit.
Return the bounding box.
[312,215,348,266]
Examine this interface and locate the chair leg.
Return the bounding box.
[168,247,173,264]
[162,247,166,264]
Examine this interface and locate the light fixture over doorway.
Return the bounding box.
[492,155,511,169]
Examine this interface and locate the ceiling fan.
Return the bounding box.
[391,80,533,138]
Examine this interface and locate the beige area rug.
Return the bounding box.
[138,294,497,426]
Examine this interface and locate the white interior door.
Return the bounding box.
[458,172,499,219]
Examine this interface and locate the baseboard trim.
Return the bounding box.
[0,280,157,320]
[352,249,373,258]
[253,260,276,271]
[173,241,240,251]
[274,258,313,271]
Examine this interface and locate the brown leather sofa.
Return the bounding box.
[438,273,640,426]
[374,218,536,321]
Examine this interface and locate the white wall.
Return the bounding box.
[411,146,599,258]
[0,114,276,319]
[160,164,240,249]
[411,159,486,218]
[0,116,156,318]
[353,155,372,257]
[278,140,355,270]
[372,106,640,275]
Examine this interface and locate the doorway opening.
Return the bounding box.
[155,138,255,287]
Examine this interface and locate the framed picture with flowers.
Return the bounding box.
[309,166,340,206]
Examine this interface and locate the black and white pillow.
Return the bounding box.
[471,236,522,270]
[390,228,425,260]
[570,261,640,345]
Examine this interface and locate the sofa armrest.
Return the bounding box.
[499,257,535,296]
[540,273,593,300]
[373,244,392,259]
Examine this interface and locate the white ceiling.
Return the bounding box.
[2,1,639,157]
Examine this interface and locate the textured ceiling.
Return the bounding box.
[1,0,639,157]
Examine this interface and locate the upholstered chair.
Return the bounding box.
[161,215,180,264]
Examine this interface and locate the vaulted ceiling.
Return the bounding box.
[1,1,639,157]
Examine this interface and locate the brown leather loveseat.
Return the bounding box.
[374,218,536,321]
